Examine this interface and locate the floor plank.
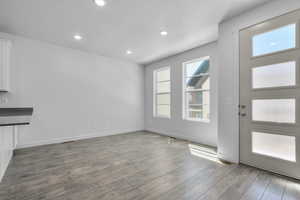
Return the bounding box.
[260,175,287,200]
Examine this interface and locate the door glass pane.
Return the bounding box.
[157,94,170,105]
[157,69,170,82]
[157,105,170,117]
[185,59,209,77]
[252,99,295,123]
[252,61,296,89]
[252,132,296,162]
[252,24,296,56]
[186,76,210,90]
[157,81,170,93]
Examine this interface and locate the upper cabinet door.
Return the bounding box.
[0,39,11,92]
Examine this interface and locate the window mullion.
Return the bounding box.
[185,89,210,92]
[157,92,170,95]
[185,73,209,78]
[157,80,170,83]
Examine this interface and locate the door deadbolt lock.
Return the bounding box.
[240,113,246,117]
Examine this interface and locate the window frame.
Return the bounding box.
[153,66,171,119]
[182,56,210,122]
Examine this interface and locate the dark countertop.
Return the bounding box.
[0,107,33,126]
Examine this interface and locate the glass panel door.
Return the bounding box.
[239,9,300,179]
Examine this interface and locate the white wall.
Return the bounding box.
[217,0,300,163]
[144,42,218,147]
[0,32,144,148]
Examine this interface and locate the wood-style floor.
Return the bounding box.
[1,131,300,200]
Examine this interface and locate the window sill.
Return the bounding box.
[183,118,210,123]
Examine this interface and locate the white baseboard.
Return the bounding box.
[16,128,143,149]
[145,128,217,147]
[145,128,195,142]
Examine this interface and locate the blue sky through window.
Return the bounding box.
[252,24,296,56]
[186,59,209,77]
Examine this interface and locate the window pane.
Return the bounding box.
[185,59,209,76]
[252,61,296,89]
[188,111,203,119]
[188,107,209,120]
[157,68,170,82]
[157,81,170,93]
[186,76,210,90]
[157,94,170,105]
[187,91,210,105]
[252,132,296,162]
[252,99,295,123]
[202,104,210,120]
[252,24,296,56]
[157,105,170,117]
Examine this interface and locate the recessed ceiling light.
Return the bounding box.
[73,34,82,41]
[160,31,168,36]
[94,0,106,7]
[126,50,132,55]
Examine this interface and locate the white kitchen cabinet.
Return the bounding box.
[0,39,11,92]
[0,126,14,182]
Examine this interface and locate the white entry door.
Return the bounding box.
[239,9,300,179]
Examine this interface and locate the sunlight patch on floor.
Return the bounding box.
[188,143,225,165]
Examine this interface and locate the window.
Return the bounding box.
[154,67,171,118]
[183,57,210,122]
[252,24,296,57]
